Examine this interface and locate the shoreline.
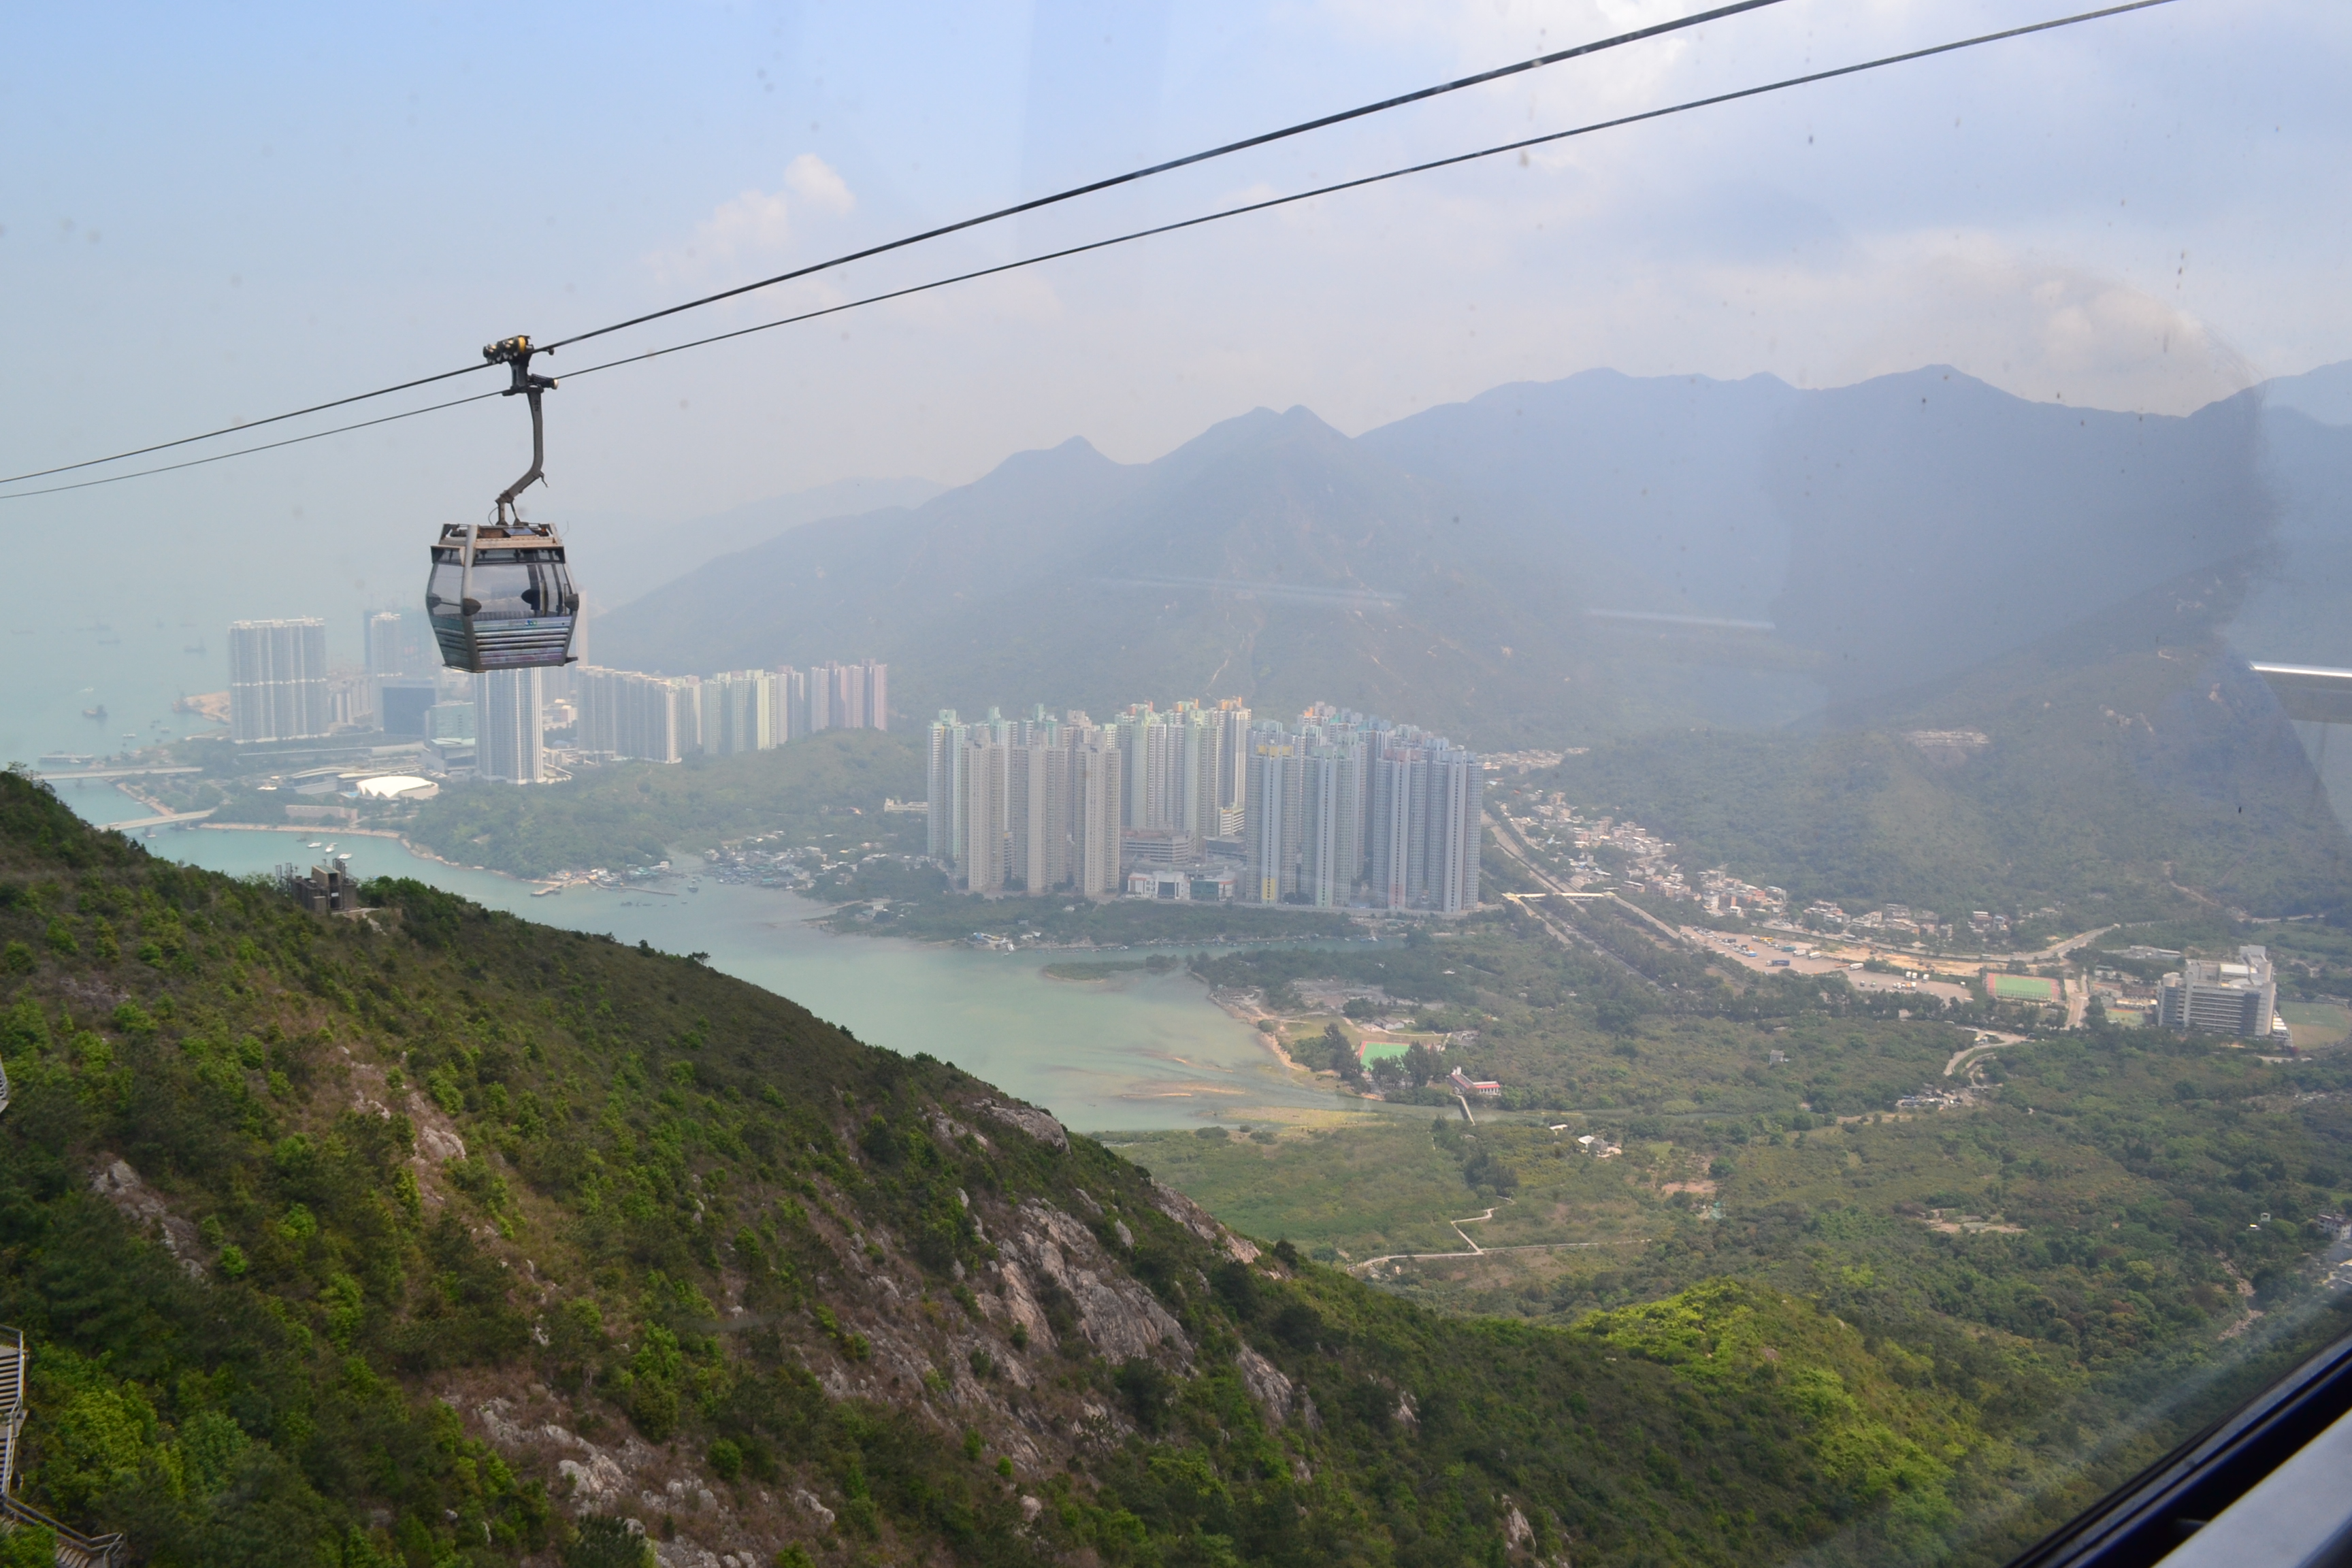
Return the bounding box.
[1208,987,1303,1073]
[194,821,561,887]
[152,821,1367,1125]
[178,825,1375,1013]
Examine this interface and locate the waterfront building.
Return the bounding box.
[377,679,438,738]
[804,659,889,732]
[929,688,1479,911]
[698,670,776,755]
[1024,736,1073,893]
[229,618,330,743]
[1076,736,1123,897]
[772,666,809,741]
[364,611,409,677]
[424,700,475,742]
[475,668,546,784]
[1299,743,1358,908]
[1181,707,1224,845]
[1351,731,1482,913]
[1004,742,1034,889]
[958,738,1009,892]
[1215,700,1251,820]
[576,666,696,762]
[1243,736,1301,904]
[808,668,834,732]
[927,710,968,861]
[1365,743,1419,910]
[1429,746,1484,915]
[834,662,866,732]
[1126,866,1237,901]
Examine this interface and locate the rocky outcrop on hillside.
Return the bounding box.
[88,1154,206,1279]
[425,1124,1238,1565]
[1152,1177,1260,1262]
[975,1097,1068,1151]
[994,1199,1188,1363]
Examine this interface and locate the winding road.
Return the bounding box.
[1346,1236,1646,1275]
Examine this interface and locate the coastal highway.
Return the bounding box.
[35,766,205,783]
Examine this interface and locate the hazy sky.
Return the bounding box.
[3,0,2346,625]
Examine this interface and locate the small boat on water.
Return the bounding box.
[82,705,106,721]
[531,885,561,898]
[306,841,322,849]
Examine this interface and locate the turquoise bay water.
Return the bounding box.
[96,806,1333,1132]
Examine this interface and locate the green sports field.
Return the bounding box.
[2280,1000,2351,1050]
[1986,973,2062,1002]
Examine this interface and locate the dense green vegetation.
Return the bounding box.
[1186,902,2032,1115]
[1139,1029,2352,1328]
[1113,1117,1511,1262]
[1132,1045,2352,1553]
[11,766,2249,1566]
[1041,957,1182,982]
[401,730,922,879]
[1127,892,2352,1558]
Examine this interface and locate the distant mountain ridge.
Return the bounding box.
[561,473,945,613]
[595,362,2349,749]
[1355,368,1799,623]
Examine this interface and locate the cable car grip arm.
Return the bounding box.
[483,335,557,514]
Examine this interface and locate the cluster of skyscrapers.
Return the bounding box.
[229,610,886,789]
[926,699,1483,913]
[574,659,887,764]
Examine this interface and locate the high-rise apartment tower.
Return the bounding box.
[228,619,331,743]
[475,668,546,784]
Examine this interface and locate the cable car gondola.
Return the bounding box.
[427,336,580,672]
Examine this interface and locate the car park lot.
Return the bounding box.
[1679,926,1976,1002]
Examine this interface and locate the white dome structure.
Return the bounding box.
[353,774,438,801]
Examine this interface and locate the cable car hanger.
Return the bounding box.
[424,336,581,674]
[488,334,556,520]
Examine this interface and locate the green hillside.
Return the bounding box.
[0,767,2077,1566]
[1540,566,2352,919]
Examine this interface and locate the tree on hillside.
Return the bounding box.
[1322,1023,1363,1085]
